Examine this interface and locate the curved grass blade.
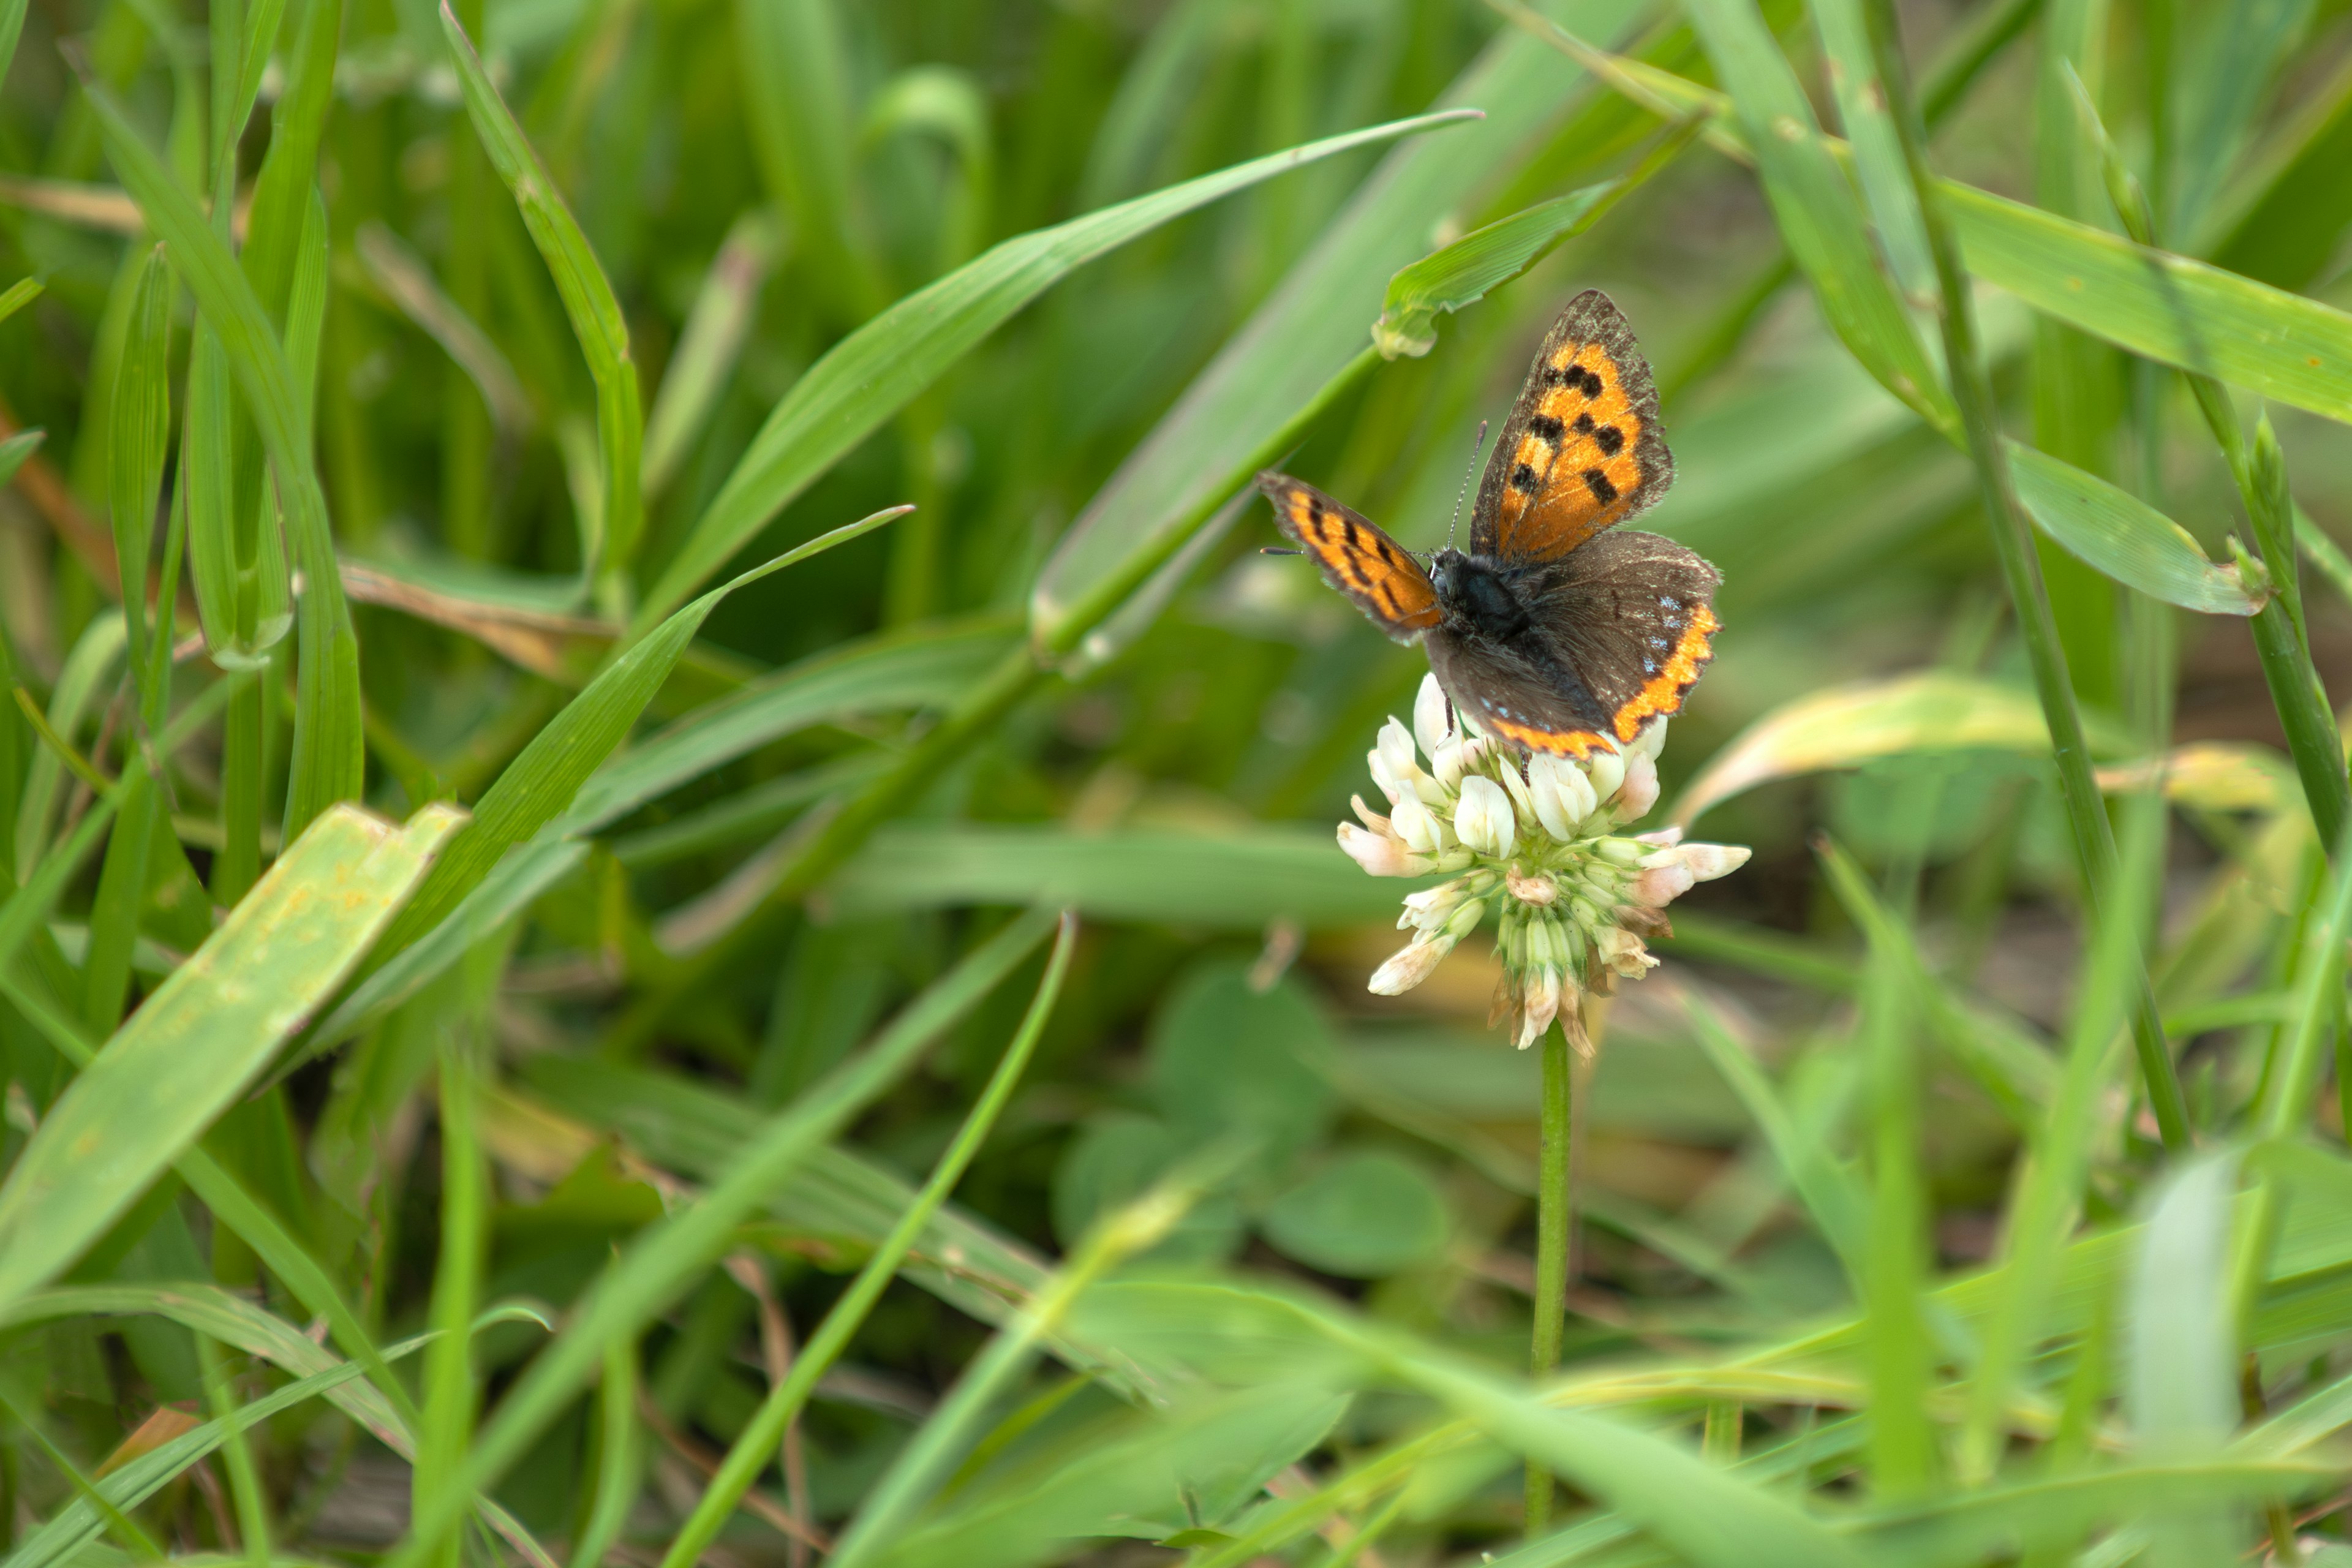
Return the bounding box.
[384,908,1061,1568]
[1034,4,1642,645]
[644,106,1483,628]
[1683,0,1954,437]
[440,0,641,597]
[364,505,905,968]
[821,1152,1220,1568]
[106,246,172,687]
[0,801,466,1315]
[657,911,1080,1568]
[1371,126,1694,361]
[2007,441,2260,615]
[74,71,362,835]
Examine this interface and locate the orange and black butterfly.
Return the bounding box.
[1259,290,1719,759]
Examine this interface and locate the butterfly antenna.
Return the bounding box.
[1447,420,1488,551]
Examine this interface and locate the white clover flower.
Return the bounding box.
[1454,775,1517,858]
[1335,675,1749,1052]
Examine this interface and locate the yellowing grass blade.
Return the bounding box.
[0,801,466,1314]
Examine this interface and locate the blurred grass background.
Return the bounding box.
[7,0,2352,1562]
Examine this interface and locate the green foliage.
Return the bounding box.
[7,0,2352,1564]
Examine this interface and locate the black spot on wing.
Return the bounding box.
[1528,414,1565,442]
[1593,424,1624,456]
[1582,469,1618,505]
[1573,412,1595,435]
[1511,463,1539,492]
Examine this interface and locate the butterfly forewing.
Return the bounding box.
[1471,290,1673,566]
[1257,471,1441,640]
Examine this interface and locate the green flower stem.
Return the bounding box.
[609,348,1384,1055]
[2192,396,2349,853]
[1525,1016,1574,1537]
[1863,0,2189,1152]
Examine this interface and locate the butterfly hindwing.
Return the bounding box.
[1471,290,1673,567]
[1257,471,1441,641]
[1427,623,1621,760]
[1528,529,1721,745]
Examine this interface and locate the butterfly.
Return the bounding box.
[1259,289,1719,760]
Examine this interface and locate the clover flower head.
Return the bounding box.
[1339,675,1750,1051]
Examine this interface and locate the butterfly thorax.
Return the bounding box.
[1430,549,1534,640]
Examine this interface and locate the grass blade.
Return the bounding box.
[385,908,1061,1568]
[646,107,1481,628]
[1683,0,1953,436]
[441,0,642,600]
[106,245,171,689]
[1858,0,2187,1150]
[0,801,466,1315]
[822,1149,1213,1568]
[75,70,363,835]
[365,507,904,967]
[656,910,1080,1568]
[2127,1155,2247,1568]
[642,213,776,500]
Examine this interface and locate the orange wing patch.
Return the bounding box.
[1257,471,1441,641]
[1474,290,1675,567]
[1492,343,1650,560]
[1478,714,1619,760]
[1608,604,1719,742]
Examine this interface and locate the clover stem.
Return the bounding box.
[1525,1014,1575,1537]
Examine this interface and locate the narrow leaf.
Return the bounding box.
[646,105,1483,627]
[0,801,466,1315]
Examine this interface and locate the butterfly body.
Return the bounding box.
[1260,290,1719,760]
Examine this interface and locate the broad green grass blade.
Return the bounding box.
[1807,0,1934,301]
[2007,441,2259,614]
[441,1,642,594]
[366,507,903,965]
[646,105,1484,628]
[1683,0,1953,436]
[0,277,39,324]
[1034,1,1642,644]
[75,73,362,833]
[1946,183,2352,425]
[0,802,466,1314]
[657,911,1079,1568]
[386,908,1060,1568]
[105,245,171,685]
[2127,1155,2246,1568]
[827,824,1422,927]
